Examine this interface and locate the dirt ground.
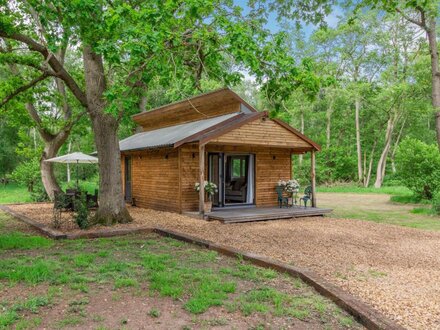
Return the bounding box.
[7,193,440,330]
[1,215,360,330]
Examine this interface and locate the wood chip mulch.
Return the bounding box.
[6,203,440,330]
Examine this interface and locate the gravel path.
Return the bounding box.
[7,196,440,330]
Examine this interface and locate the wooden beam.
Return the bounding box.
[311,150,316,207]
[199,143,205,218]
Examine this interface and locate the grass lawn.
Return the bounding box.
[319,192,440,231]
[0,212,360,330]
[0,181,99,205]
[318,184,412,196]
[0,184,32,204]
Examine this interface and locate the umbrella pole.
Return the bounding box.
[76,160,79,190]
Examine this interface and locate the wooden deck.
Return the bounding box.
[207,206,332,223]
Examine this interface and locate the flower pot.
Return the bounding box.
[204,201,213,213]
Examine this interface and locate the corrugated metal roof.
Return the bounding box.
[120,113,239,151]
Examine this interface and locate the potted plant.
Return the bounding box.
[194,181,218,212]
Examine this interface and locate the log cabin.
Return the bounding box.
[119,88,324,220]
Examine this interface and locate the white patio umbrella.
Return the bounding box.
[45,152,99,189]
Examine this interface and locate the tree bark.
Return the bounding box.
[326,98,334,149]
[25,103,71,200]
[426,21,440,148]
[299,110,304,165]
[67,140,72,182]
[365,139,378,188]
[40,133,69,200]
[355,97,363,183]
[374,114,396,188]
[391,118,406,174]
[83,45,132,225]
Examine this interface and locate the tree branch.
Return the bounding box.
[395,8,425,29]
[25,102,55,141]
[0,73,49,108]
[0,31,88,108]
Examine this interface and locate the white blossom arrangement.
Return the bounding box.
[194,181,218,197]
[277,179,300,194]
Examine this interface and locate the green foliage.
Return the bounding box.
[431,191,440,215]
[395,138,440,199]
[10,158,40,193]
[73,193,90,230]
[29,182,49,202]
[0,119,19,178]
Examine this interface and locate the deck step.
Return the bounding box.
[207,207,332,223]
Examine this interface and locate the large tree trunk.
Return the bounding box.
[355,97,363,183]
[426,21,440,148]
[83,45,132,225]
[25,103,69,200]
[40,135,67,200]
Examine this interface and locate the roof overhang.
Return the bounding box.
[174,112,321,151]
[131,88,257,126]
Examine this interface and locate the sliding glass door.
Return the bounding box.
[208,153,255,207]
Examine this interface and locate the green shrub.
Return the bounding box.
[395,138,440,199]
[10,158,40,193]
[432,191,440,215]
[74,194,89,229]
[30,182,49,202]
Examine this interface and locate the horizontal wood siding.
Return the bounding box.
[179,144,292,212]
[210,118,312,149]
[139,102,240,132]
[122,144,292,213]
[254,149,291,207]
[126,149,180,212]
[180,145,200,211]
[121,156,125,197]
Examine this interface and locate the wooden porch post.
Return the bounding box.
[199,143,205,218]
[311,150,316,207]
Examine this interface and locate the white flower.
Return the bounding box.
[194,181,218,195]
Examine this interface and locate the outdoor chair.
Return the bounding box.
[276,185,289,208]
[299,186,313,208]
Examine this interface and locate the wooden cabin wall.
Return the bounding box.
[122,149,180,212]
[121,156,125,197]
[179,144,292,212]
[137,102,240,132]
[210,117,312,149]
